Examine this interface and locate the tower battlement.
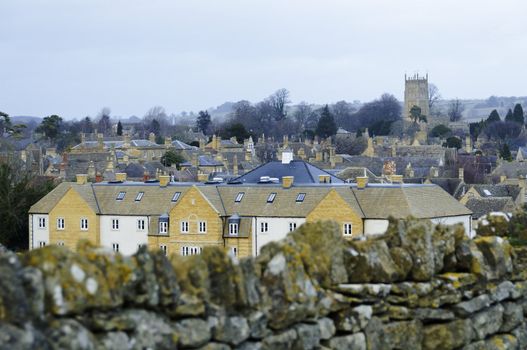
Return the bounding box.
[404,73,430,120]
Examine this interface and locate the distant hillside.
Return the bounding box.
[11,116,42,125]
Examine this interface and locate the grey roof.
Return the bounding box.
[465,197,516,218]
[230,160,344,184]
[470,184,522,202]
[181,155,223,167]
[171,139,196,150]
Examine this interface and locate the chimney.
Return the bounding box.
[81,133,86,145]
[356,176,368,189]
[143,170,150,182]
[245,150,252,162]
[233,154,239,176]
[124,134,131,147]
[76,174,88,185]
[97,133,104,150]
[390,174,403,184]
[149,132,156,143]
[159,175,170,187]
[519,175,526,189]
[500,175,507,183]
[315,151,323,162]
[115,172,127,182]
[164,136,172,148]
[191,153,199,167]
[318,174,331,184]
[282,176,294,188]
[199,139,205,151]
[458,168,464,181]
[212,135,218,150]
[95,173,103,183]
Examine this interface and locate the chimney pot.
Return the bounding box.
[282,176,294,188]
[76,174,88,185]
[356,176,368,189]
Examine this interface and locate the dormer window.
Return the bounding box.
[296,193,306,202]
[135,192,144,201]
[267,192,276,203]
[235,192,244,202]
[172,192,181,202]
[229,223,239,235]
[116,192,126,200]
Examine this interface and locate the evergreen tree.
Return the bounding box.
[36,115,62,141]
[487,109,501,123]
[196,110,212,134]
[505,108,514,122]
[315,105,337,138]
[409,105,427,124]
[116,121,123,136]
[500,143,512,161]
[513,104,524,125]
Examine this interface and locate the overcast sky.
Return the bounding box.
[1,0,526,119]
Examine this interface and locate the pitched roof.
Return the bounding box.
[470,184,522,201]
[465,197,516,218]
[29,183,99,214]
[230,160,344,184]
[352,184,472,219]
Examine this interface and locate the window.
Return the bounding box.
[181,221,189,233]
[116,192,126,200]
[235,192,245,202]
[38,217,46,229]
[172,192,181,202]
[483,189,492,196]
[199,221,207,233]
[181,246,202,256]
[260,222,269,233]
[296,193,306,202]
[57,218,65,230]
[159,221,168,234]
[289,222,297,232]
[112,219,119,230]
[137,243,146,250]
[160,244,168,256]
[80,218,89,231]
[112,243,119,252]
[230,247,238,257]
[135,192,144,201]
[57,241,65,246]
[38,241,46,248]
[267,192,276,203]
[137,219,145,231]
[343,223,353,236]
[229,223,239,235]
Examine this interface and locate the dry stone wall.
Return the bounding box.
[1,219,527,350]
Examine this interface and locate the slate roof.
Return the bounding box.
[71,139,163,150]
[230,160,344,184]
[180,155,223,167]
[465,197,516,219]
[171,140,196,150]
[470,184,522,202]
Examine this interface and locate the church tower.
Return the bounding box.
[404,73,430,121]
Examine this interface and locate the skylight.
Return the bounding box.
[267,192,277,203]
[135,192,144,201]
[235,192,245,202]
[116,192,126,200]
[172,192,181,202]
[296,193,306,202]
[483,189,492,196]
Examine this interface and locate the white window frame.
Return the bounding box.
[229,223,239,236]
[116,191,126,200]
[267,192,276,203]
[198,221,207,233]
[289,222,297,232]
[160,244,168,256]
[230,247,238,257]
[296,193,306,202]
[343,223,353,236]
[180,221,189,233]
[80,218,89,231]
[235,192,244,202]
[172,192,181,202]
[38,241,46,248]
[112,219,120,230]
[112,243,119,252]
[57,218,65,230]
[137,219,145,231]
[181,246,202,256]
[38,217,46,229]
[260,221,268,233]
[135,192,144,201]
[57,241,65,246]
[159,221,168,234]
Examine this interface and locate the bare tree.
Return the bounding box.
[293,102,312,131]
[96,107,111,135]
[267,88,290,121]
[448,99,464,122]
[428,84,441,116]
